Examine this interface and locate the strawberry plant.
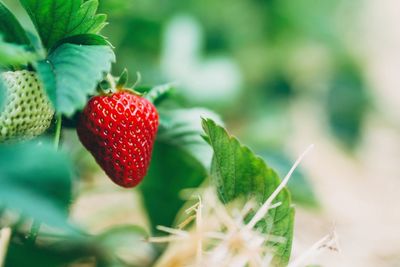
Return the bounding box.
[0,1,307,266]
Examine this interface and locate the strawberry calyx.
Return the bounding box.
[99,69,144,97]
[97,70,172,106]
[116,68,128,89]
[117,70,143,97]
[119,88,143,96]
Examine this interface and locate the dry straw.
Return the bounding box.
[149,144,338,266]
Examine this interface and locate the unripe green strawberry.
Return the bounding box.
[0,70,54,142]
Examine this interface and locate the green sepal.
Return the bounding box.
[116,68,128,89]
[0,1,31,46]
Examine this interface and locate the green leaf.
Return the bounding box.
[116,68,128,89]
[0,36,38,67]
[140,141,207,233]
[140,109,221,232]
[143,83,174,105]
[36,43,115,116]
[202,118,294,266]
[0,1,31,45]
[0,141,74,231]
[157,108,222,169]
[97,225,155,266]
[35,60,56,105]
[20,0,107,49]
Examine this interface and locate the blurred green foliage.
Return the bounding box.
[0,141,73,229]
[140,108,220,232]
[326,62,369,149]
[99,0,368,143]
[0,140,152,266]
[141,141,206,233]
[0,0,373,265]
[3,0,369,150]
[97,0,369,206]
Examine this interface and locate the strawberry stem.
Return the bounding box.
[53,113,62,149]
[27,113,62,244]
[106,73,117,93]
[116,68,129,89]
[26,220,40,245]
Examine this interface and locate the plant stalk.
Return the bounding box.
[53,113,62,149]
[26,220,40,245]
[27,114,62,245]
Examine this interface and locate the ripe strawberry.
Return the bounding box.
[0,70,54,142]
[77,90,159,188]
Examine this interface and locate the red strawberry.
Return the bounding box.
[77,90,159,188]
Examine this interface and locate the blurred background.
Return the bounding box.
[96,2,400,265]
[5,0,400,266]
